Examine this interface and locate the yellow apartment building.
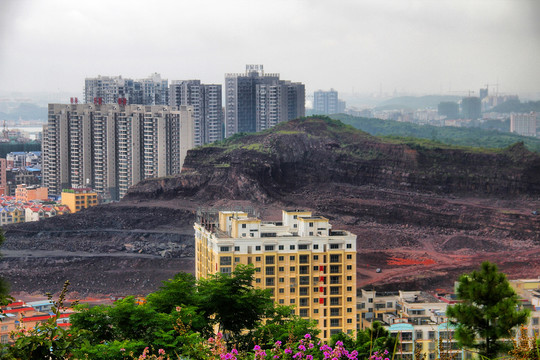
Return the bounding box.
[61,188,98,213]
[195,209,357,340]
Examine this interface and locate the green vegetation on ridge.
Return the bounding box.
[331,114,540,153]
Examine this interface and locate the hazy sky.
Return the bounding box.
[1,0,539,98]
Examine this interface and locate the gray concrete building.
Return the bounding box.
[170,80,223,146]
[84,73,169,106]
[43,103,194,200]
[314,89,345,115]
[225,65,305,137]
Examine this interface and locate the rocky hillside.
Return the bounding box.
[2,117,540,297]
[125,117,540,201]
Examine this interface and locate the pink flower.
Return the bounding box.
[158,349,165,355]
[254,345,261,351]
[304,334,311,339]
[120,348,126,352]
[306,356,313,360]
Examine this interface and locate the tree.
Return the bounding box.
[446,261,530,358]
[0,229,12,306]
[197,264,274,340]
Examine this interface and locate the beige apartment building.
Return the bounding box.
[194,209,357,341]
[43,103,194,200]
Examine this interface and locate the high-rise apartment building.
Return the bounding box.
[314,89,340,115]
[170,80,223,146]
[43,103,194,200]
[84,73,169,106]
[194,209,357,340]
[225,65,305,137]
[510,112,537,137]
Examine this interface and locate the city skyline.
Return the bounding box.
[0,0,539,99]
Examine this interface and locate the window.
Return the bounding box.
[309,232,313,236]
[279,245,284,250]
[330,265,340,273]
[290,266,296,272]
[347,319,353,324]
[300,298,309,306]
[266,266,275,275]
[330,308,340,316]
[290,256,295,261]
[256,278,261,283]
[266,256,275,264]
[330,286,340,295]
[330,244,340,249]
[313,266,319,271]
[299,309,309,317]
[265,245,274,251]
[279,288,284,293]
[387,301,393,308]
[533,318,539,325]
[347,265,352,270]
[347,297,353,302]
[279,256,284,261]
[314,245,319,250]
[416,331,423,340]
[293,215,297,219]
[220,256,232,265]
[255,246,261,251]
[347,307,352,313]
[299,255,309,264]
[347,276,352,281]
[242,224,246,228]
[255,267,261,272]
[290,287,296,293]
[299,276,310,285]
[220,246,230,252]
[234,257,240,263]
[299,287,309,295]
[314,298,319,303]
[290,299,295,304]
[279,277,284,283]
[266,277,275,286]
[299,266,309,274]
[299,244,308,250]
[346,243,352,249]
[279,299,284,304]
[330,318,340,327]
[346,254,352,260]
[235,246,240,251]
[313,287,319,292]
[313,255,319,260]
[309,222,314,227]
[330,276,340,284]
[314,309,319,314]
[256,256,261,262]
[290,245,295,250]
[279,266,285,272]
[330,254,340,263]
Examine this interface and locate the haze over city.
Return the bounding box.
[1,0,539,99]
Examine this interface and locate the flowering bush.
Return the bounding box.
[202,332,371,360]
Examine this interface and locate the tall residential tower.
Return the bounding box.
[194,209,357,341]
[43,103,194,200]
[225,65,305,137]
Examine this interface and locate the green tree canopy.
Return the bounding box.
[0,229,12,306]
[446,261,530,358]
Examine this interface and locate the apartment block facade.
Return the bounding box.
[313,89,345,115]
[225,65,305,137]
[194,209,357,341]
[43,103,194,200]
[510,112,537,137]
[84,73,169,106]
[170,80,223,146]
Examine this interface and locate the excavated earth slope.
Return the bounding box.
[2,117,539,298]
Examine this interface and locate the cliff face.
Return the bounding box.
[125,117,540,201]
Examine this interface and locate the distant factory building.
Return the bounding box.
[225,65,305,137]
